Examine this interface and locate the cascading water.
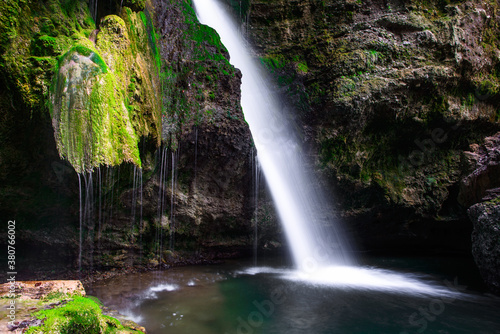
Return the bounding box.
[193,0,354,270]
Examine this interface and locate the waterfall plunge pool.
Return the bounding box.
[88,256,500,334]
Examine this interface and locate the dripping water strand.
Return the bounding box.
[97,167,102,251]
[169,151,176,251]
[139,168,144,262]
[253,148,260,266]
[89,0,98,24]
[156,149,164,264]
[161,148,169,262]
[85,171,95,277]
[194,126,198,188]
[78,173,83,274]
[156,147,168,265]
[82,172,88,275]
[131,165,137,233]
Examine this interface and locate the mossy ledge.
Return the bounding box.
[0,280,144,333]
[25,295,144,333]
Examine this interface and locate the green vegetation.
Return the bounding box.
[26,296,142,334]
[0,0,95,113]
[42,4,162,173]
[0,0,163,173]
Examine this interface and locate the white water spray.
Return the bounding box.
[193,0,354,269]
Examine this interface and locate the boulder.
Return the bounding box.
[468,200,500,292]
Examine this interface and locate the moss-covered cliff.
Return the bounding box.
[242,0,500,253]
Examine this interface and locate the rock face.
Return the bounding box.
[1,0,499,288]
[459,132,500,207]
[468,200,500,292]
[241,0,500,252]
[0,0,256,278]
[145,0,255,259]
[462,132,500,292]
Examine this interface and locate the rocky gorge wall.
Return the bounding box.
[1,0,500,291]
[0,0,257,280]
[239,0,500,288]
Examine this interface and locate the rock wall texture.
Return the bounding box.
[239,0,500,253]
[1,0,500,291]
[463,132,500,292]
[0,0,255,279]
[468,198,500,293]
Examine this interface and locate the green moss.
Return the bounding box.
[296,62,309,73]
[476,78,500,99]
[122,0,146,12]
[26,296,142,334]
[57,44,109,74]
[47,4,163,173]
[0,0,21,53]
[32,35,61,56]
[260,54,286,70]
[0,0,96,114]
[51,41,142,172]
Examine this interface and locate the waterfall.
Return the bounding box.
[193,0,354,270]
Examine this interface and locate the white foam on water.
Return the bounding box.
[240,266,464,298]
[149,283,179,292]
[145,283,179,299]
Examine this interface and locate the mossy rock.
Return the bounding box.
[49,7,162,173]
[31,35,62,57]
[121,0,146,12]
[25,296,143,333]
[50,43,141,173]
